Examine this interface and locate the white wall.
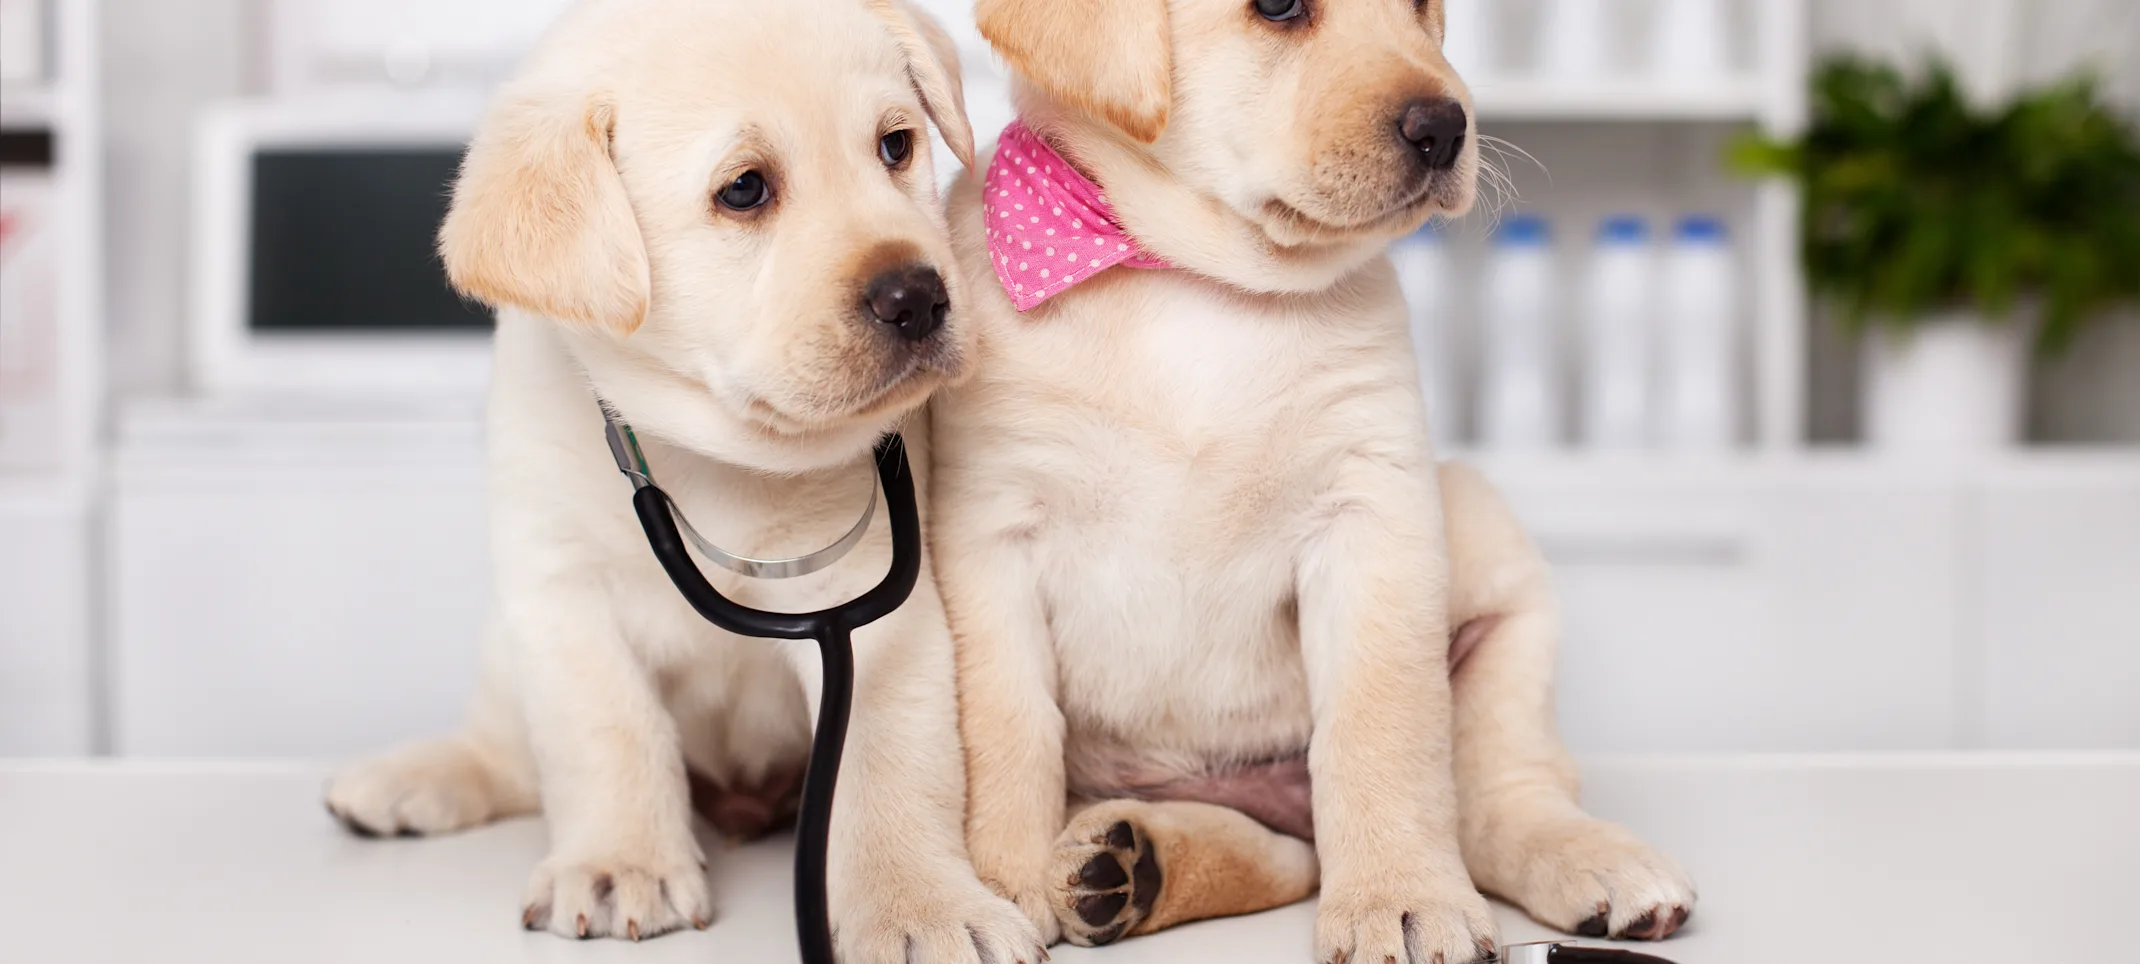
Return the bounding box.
[1812,0,2140,106]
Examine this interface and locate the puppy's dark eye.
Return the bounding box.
[716,171,770,211]
[879,129,914,168]
[1254,0,1305,21]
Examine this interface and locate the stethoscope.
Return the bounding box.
[601,401,917,964]
[601,403,1681,964]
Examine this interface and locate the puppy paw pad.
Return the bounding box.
[1053,819,1161,946]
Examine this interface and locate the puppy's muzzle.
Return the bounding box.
[1397,97,1468,172]
[863,265,949,342]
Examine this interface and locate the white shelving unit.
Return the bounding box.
[1457,0,1810,456]
[1,0,104,754]
[1473,77,1772,121]
[1,0,101,483]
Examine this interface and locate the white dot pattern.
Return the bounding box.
[982,121,1168,312]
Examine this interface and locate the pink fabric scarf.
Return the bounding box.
[982,120,1170,312]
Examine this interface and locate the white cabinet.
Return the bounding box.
[1976,460,2140,748]
[1486,461,1967,753]
[1480,455,2140,753]
[108,403,488,757]
[0,483,95,754]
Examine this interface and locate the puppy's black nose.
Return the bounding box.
[1398,97,1469,171]
[863,265,949,342]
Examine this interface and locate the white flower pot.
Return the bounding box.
[1862,313,2027,451]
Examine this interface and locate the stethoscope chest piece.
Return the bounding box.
[1504,941,1682,964]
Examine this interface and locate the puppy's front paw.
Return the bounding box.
[1316,880,1497,964]
[1502,817,1695,941]
[835,875,1048,964]
[325,737,525,838]
[521,847,712,941]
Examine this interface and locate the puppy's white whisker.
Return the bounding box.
[1477,133,1547,188]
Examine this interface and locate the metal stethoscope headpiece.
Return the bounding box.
[602,401,878,581]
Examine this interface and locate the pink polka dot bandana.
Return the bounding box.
[983,120,1170,312]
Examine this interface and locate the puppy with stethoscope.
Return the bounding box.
[325,0,1045,961]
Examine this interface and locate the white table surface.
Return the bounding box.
[2,754,2132,963]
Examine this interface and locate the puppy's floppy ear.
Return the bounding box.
[438,88,650,335]
[869,0,976,170]
[978,0,1171,142]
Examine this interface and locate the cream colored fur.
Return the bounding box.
[938,1,1695,961]
[325,2,1043,960]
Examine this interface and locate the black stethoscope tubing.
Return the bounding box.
[627,431,920,964]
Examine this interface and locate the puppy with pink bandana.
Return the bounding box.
[933,1,1697,961]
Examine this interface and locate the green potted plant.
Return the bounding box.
[1734,56,2140,450]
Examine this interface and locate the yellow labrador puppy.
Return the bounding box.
[935,0,1696,960]
[325,1,1045,959]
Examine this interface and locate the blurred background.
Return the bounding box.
[0,0,2135,762]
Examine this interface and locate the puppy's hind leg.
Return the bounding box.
[326,619,540,837]
[1048,798,1318,947]
[1439,463,1697,942]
